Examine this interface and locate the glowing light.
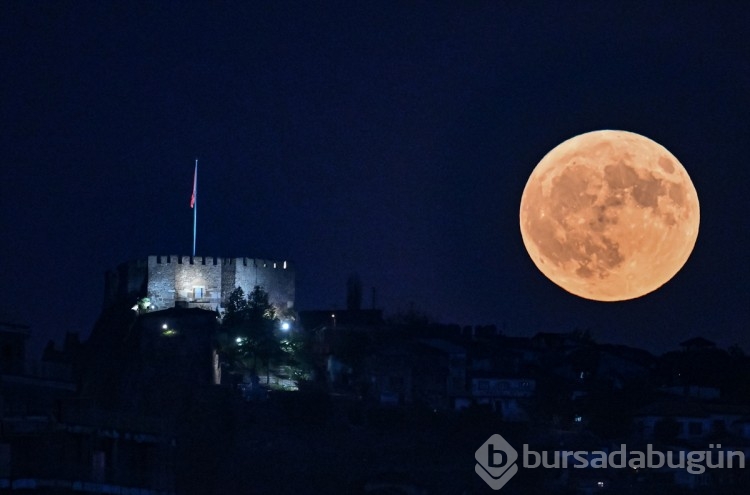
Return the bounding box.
[520,130,699,301]
[236,337,244,344]
[162,324,168,329]
[281,322,290,331]
[162,329,177,337]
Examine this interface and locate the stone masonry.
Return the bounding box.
[105,255,294,312]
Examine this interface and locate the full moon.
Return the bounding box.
[519,130,699,301]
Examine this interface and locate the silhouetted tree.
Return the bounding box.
[246,286,283,383]
[221,286,282,384]
[223,286,248,327]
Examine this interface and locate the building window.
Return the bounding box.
[193,286,205,299]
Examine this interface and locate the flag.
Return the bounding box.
[190,163,197,208]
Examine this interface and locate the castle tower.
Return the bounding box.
[104,255,294,312]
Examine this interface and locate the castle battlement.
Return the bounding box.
[106,255,295,312]
[146,255,292,270]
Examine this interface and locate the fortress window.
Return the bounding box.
[193,286,205,299]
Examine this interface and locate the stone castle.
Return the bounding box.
[105,255,295,312]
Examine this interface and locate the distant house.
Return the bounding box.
[531,331,591,351]
[595,344,655,382]
[1,395,176,493]
[0,322,176,492]
[300,309,384,378]
[732,418,750,440]
[365,339,467,410]
[465,373,536,421]
[660,385,721,401]
[634,400,750,441]
[300,309,385,387]
[41,332,82,382]
[366,343,411,406]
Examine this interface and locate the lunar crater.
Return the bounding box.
[520,130,699,301]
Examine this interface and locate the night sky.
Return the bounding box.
[2,2,748,356]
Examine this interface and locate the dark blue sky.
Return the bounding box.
[1,2,748,355]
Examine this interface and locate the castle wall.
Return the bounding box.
[173,256,222,310]
[147,255,178,309]
[234,258,295,310]
[138,255,294,312]
[221,259,237,304]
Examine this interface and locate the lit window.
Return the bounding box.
[194,286,205,299]
[574,415,583,423]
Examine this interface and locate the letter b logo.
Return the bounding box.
[475,434,519,490]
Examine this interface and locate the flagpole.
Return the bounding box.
[193,158,198,257]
